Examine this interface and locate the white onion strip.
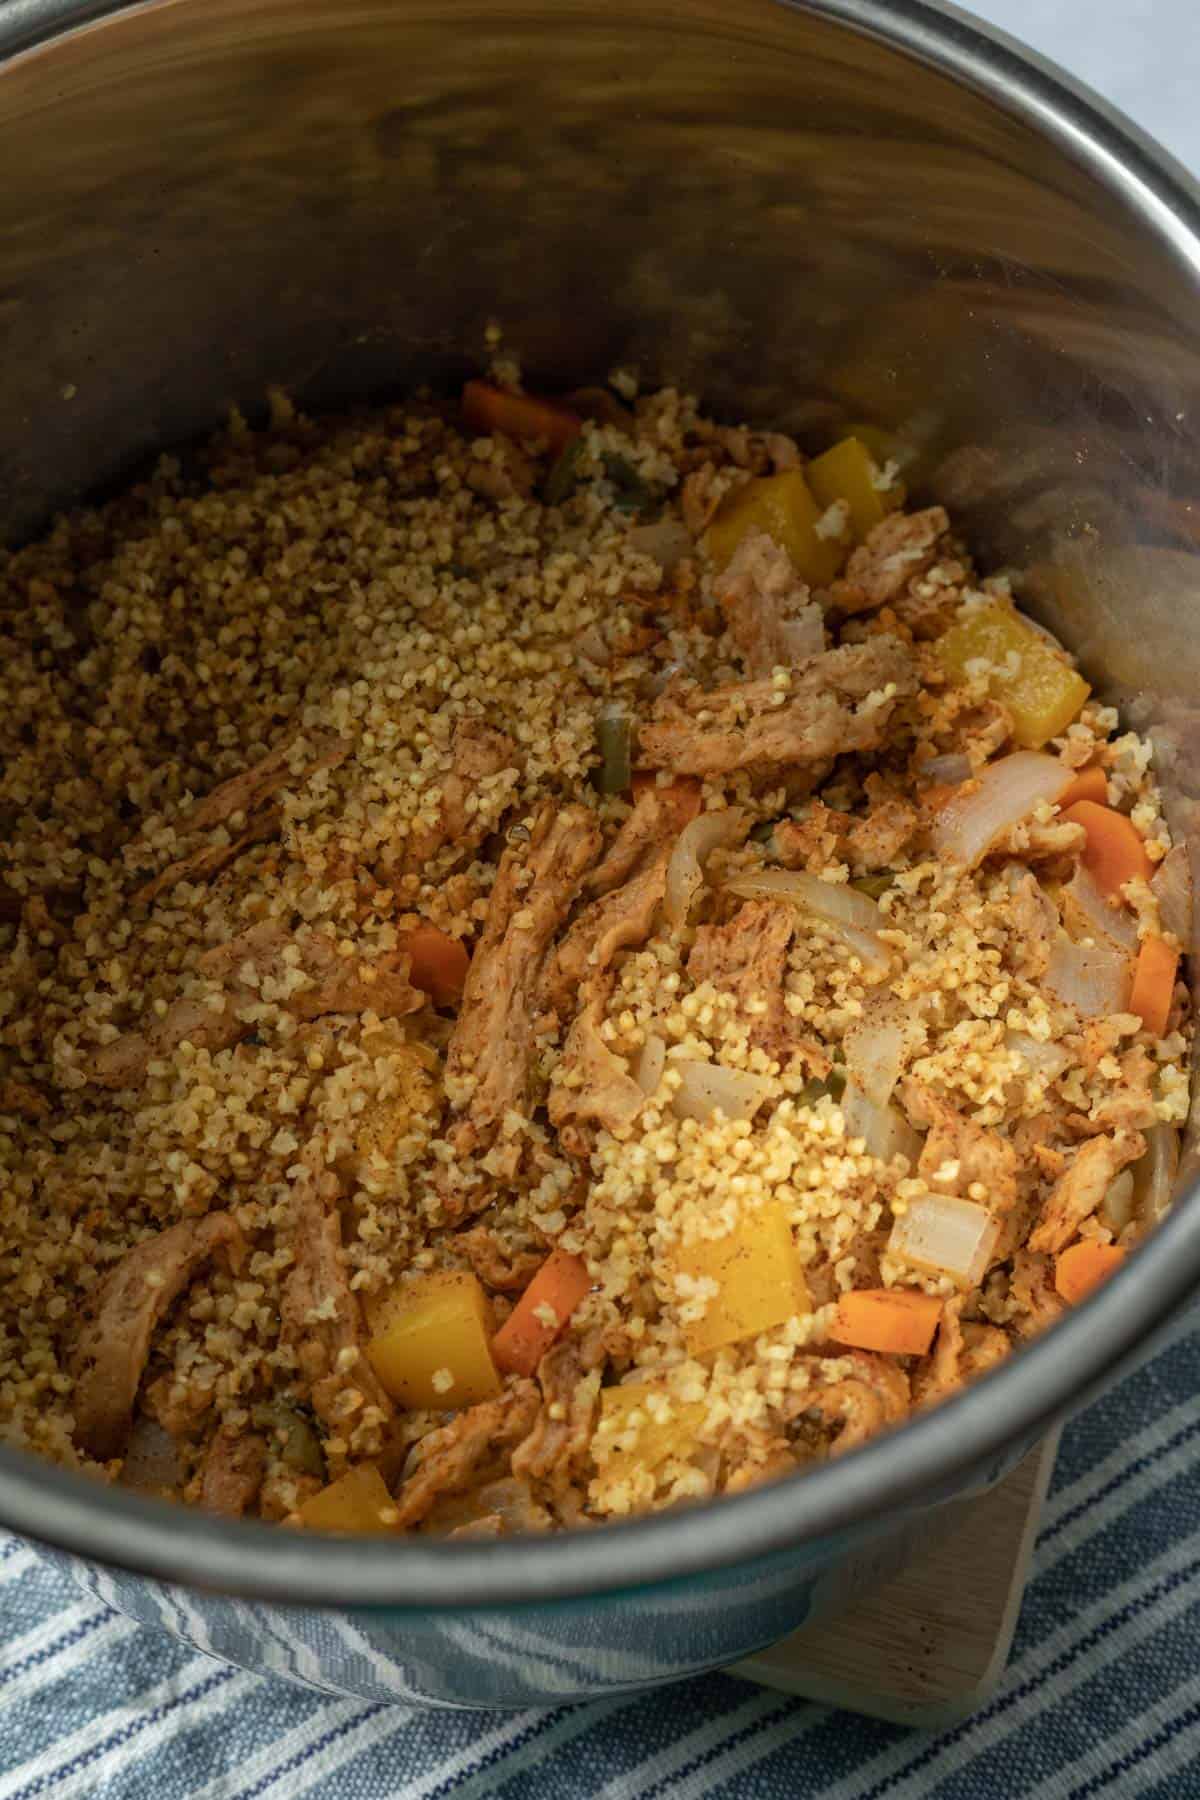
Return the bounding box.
[728,867,882,931]
[670,1059,774,1124]
[844,1010,906,1108]
[727,868,892,977]
[934,751,1073,868]
[1152,844,1193,947]
[1061,865,1138,953]
[842,1077,922,1166]
[664,809,746,928]
[1044,928,1130,1017]
[636,1033,666,1098]
[924,752,972,786]
[889,1192,1000,1287]
[1006,1031,1070,1080]
[1132,1122,1180,1227]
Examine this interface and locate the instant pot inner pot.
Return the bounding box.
[1,0,1200,1598]
[6,0,1199,1083]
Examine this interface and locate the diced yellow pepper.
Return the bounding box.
[673,1202,811,1356]
[366,1269,501,1410]
[592,1381,707,1486]
[843,421,917,474]
[935,601,1090,749]
[704,471,848,584]
[297,1463,395,1534]
[805,436,903,542]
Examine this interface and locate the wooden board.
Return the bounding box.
[733,1429,1060,1726]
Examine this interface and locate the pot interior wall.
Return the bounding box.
[2,0,1199,1089]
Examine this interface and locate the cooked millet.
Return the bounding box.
[0,387,1188,1532]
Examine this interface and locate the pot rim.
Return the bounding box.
[2,0,1199,1611]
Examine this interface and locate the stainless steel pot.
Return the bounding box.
[2,0,1200,1709]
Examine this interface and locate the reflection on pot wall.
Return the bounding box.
[58,1434,1002,1708]
[4,0,1198,1149]
[2,0,1199,534]
[58,1510,917,1706]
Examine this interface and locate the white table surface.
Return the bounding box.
[972,0,1200,174]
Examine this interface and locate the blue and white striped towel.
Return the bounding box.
[1,1299,1196,1800]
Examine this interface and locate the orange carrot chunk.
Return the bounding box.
[1054,1241,1127,1304]
[828,1289,942,1356]
[461,381,581,455]
[1060,799,1154,899]
[1059,764,1108,808]
[399,924,470,1007]
[1129,933,1178,1037]
[491,1249,592,1376]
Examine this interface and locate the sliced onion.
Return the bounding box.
[627,518,694,573]
[1131,1122,1180,1226]
[1006,1031,1069,1080]
[1152,844,1193,947]
[889,1192,1000,1287]
[833,921,894,980]
[1044,929,1130,1017]
[664,809,746,928]
[842,1077,922,1165]
[728,867,883,932]
[727,868,891,977]
[844,1008,907,1108]
[934,751,1074,868]
[636,1033,666,1097]
[671,1059,773,1123]
[1061,865,1138,953]
[924,752,972,786]
[1098,1168,1135,1235]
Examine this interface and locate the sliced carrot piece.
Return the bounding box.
[491,1249,592,1376]
[1060,799,1154,899]
[1129,933,1178,1037]
[1059,764,1107,808]
[461,381,581,455]
[399,924,470,1007]
[1054,1240,1127,1304]
[828,1288,942,1356]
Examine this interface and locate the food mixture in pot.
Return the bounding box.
[0,373,1190,1535]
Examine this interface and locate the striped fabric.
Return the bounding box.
[1,1300,1196,1800]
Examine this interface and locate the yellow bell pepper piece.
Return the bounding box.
[591,1381,707,1487]
[297,1463,395,1534]
[843,421,918,473]
[805,436,903,542]
[704,471,847,584]
[366,1269,501,1410]
[935,601,1090,749]
[673,1202,810,1356]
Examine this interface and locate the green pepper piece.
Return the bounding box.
[796,1067,846,1107]
[594,710,633,795]
[253,1401,327,1481]
[603,454,654,517]
[543,437,587,506]
[850,872,894,900]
